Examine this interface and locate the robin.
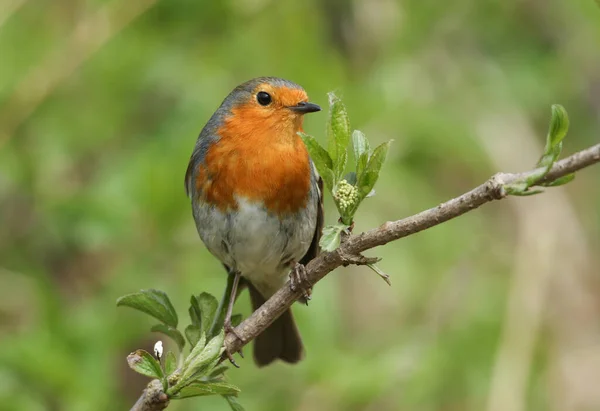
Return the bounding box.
[185,77,324,366]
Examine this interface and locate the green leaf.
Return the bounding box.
[537,152,555,169]
[320,168,337,192]
[197,293,219,336]
[352,130,370,176]
[343,171,357,186]
[230,314,243,328]
[510,188,544,196]
[189,299,201,327]
[189,293,218,337]
[184,330,207,371]
[547,104,569,148]
[543,173,575,187]
[224,395,246,411]
[505,182,544,196]
[173,381,240,399]
[164,351,177,375]
[117,289,178,328]
[185,325,202,347]
[151,324,185,351]
[126,349,164,379]
[198,330,225,365]
[524,166,550,187]
[208,364,230,379]
[182,330,224,383]
[336,150,348,183]
[357,141,391,200]
[537,105,569,170]
[300,132,335,189]
[300,133,333,170]
[319,223,348,252]
[327,92,350,180]
[504,182,528,195]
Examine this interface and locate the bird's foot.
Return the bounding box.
[289,262,312,304]
[223,320,245,368]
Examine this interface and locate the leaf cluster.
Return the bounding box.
[505,105,574,195]
[301,92,392,251]
[117,289,243,409]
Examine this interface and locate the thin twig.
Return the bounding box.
[224,143,600,355]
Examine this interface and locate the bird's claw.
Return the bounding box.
[223,321,244,367]
[289,262,312,302]
[224,350,240,368]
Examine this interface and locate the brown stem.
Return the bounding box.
[130,380,169,411]
[224,143,600,355]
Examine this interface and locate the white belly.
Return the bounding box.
[193,196,317,298]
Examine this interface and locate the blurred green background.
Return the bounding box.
[1,0,600,410]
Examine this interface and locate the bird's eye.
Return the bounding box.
[256,91,272,106]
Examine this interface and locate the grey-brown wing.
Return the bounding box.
[299,176,324,265]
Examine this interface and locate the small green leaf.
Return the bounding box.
[327,92,351,180]
[189,293,218,337]
[547,104,569,148]
[343,171,357,186]
[230,314,243,328]
[208,364,230,379]
[189,330,207,357]
[164,351,177,375]
[537,152,555,169]
[319,224,348,252]
[524,167,550,187]
[543,173,575,187]
[189,299,201,327]
[357,141,391,200]
[117,289,178,328]
[127,349,164,379]
[336,150,348,182]
[224,395,246,411]
[352,130,370,176]
[320,168,336,192]
[185,331,207,369]
[199,330,225,364]
[182,330,225,383]
[300,133,333,170]
[151,324,185,352]
[537,105,569,170]
[511,188,544,196]
[537,142,563,170]
[185,325,202,347]
[198,293,219,336]
[505,181,544,196]
[504,182,528,195]
[300,132,335,189]
[173,381,241,399]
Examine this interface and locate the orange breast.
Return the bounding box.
[195,105,311,215]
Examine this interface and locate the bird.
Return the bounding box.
[185,77,324,366]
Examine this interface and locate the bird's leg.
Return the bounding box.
[224,271,243,339]
[223,271,244,367]
[289,262,312,304]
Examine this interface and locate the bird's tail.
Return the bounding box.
[247,283,304,366]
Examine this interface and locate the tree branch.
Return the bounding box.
[131,143,599,410]
[131,380,169,411]
[224,143,600,354]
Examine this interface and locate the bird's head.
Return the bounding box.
[216,77,321,142]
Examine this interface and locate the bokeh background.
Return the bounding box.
[1,0,600,410]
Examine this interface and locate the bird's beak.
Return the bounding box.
[288,101,321,114]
